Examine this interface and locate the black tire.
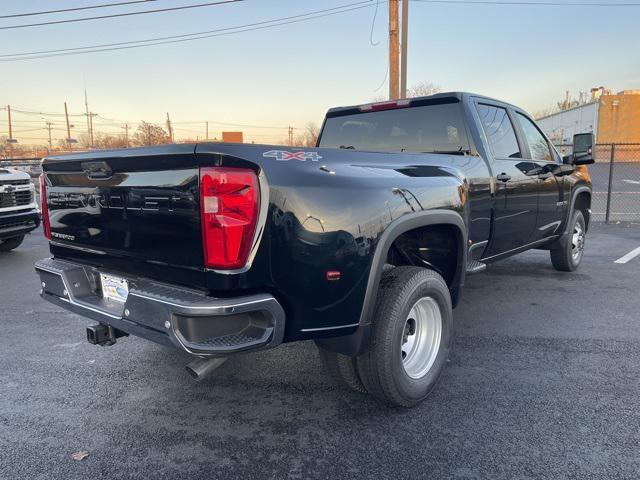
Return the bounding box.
[356,266,453,408]
[0,236,25,252]
[550,210,586,272]
[317,346,367,393]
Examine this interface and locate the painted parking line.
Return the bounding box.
[623,179,640,185]
[614,246,640,264]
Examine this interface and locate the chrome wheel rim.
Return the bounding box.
[401,296,442,379]
[571,221,585,262]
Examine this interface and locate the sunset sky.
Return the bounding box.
[1,0,639,146]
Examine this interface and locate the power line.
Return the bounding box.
[0,0,242,31]
[9,127,48,133]
[173,120,297,129]
[4,104,301,138]
[0,1,373,58]
[7,107,86,117]
[3,115,66,122]
[0,1,375,61]
[412,0,640,5]
[97,116,297,131]
[0,1,156,19]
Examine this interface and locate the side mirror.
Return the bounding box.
[571,133,595,165]
[550,164,575,177]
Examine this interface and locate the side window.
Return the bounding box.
[476,104,521,159]
[515,113,553,162]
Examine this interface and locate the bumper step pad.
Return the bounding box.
[35,257,285,356]
[466,260,487,275]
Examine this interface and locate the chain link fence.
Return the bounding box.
[556,143,640,223]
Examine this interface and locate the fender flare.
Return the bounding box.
[564,185,592,234]
[316,209,467,356]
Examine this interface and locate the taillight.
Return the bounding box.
[199,167,260,270]
[359,99,411,112]
[39,174,51,240]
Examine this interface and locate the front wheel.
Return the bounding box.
[0,236,25,252]
[357,266,453,407]
[550,210,586,272]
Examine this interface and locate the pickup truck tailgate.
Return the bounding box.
[42,145,204,284]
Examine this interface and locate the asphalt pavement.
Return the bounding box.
[1,226,640,480]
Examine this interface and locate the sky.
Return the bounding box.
[1,0,639,146]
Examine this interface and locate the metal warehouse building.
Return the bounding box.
[537,89,640,160]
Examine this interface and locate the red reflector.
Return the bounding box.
[326,271,341,281]
[359,99,411,112]
[199,167,260,270]
[39,174,51,240]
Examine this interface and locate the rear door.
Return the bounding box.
[474,102,538,256]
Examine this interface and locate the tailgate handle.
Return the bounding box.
[82,161,112,179]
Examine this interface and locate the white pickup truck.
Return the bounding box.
[0,168,40,251]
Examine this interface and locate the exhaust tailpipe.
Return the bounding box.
[185,357,227,381]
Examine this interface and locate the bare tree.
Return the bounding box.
[533,107,558,120]
[133,121,171,146]
[292,122,320,147]
[95,133,128,149]
[78,133,92,149]
[533,90,593,119]
[372,82,442,101]
[406,81,442,98]
[557,95,581,112]
[0,136,30,159]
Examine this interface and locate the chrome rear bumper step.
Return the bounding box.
[35,257,285,356]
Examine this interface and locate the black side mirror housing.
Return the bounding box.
[571,133,595,165]
[550,164,575,176]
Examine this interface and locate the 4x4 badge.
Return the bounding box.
[263,150,322,162]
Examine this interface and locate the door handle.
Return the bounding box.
[496,173,511,182]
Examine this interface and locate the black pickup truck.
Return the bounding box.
[35,92,594,407]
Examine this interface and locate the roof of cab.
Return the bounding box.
[326,91,520,116]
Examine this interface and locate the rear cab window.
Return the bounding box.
[475,103,521,159]
[318,99,471,155]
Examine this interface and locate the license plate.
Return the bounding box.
[100,273,129,303]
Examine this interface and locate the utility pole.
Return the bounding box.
[205,121,209,141]
[46,122,53,150]
[7,105,12,140]
[6,105,14,159]
[89,112,95,148]
[288,126,294,146]
[64,102,72,151]
[166,113,174,142]
[388,0,400,100]
[84,89,91,138]
[122,123,129,148]
[400,0,409,98]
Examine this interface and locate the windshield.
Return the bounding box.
[318,101,471,154]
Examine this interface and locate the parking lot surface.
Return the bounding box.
[1,225,640,480]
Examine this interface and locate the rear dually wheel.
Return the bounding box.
[357,266,452,408]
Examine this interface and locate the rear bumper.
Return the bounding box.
[0,209,40,240]
[34,257,285,356]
